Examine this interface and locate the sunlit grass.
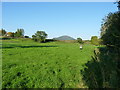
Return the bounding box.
[2,39,96,88]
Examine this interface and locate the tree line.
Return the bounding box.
[0,28,24,38]
[1,28,100,45]
[77,36,100,46]
[0,29,48,43]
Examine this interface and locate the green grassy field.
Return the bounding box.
[1,39,96,88]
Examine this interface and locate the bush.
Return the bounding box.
[91,36,99,46]
[81,47,118,88]
[24,36,29,38]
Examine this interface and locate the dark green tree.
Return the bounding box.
[77,37,83,44]
[32,35,37,41]
[32,31,47,42]
[0,29,7,36]
[81,7,120,88]
[101,11,120,87]
[14,29,24,38]
[101,12,120,49]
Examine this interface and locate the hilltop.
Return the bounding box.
[53,35,75,40]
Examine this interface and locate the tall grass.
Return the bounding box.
[2,39,95,88]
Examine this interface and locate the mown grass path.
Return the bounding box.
[2,39,96,88]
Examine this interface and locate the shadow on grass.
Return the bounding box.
[1,45,58,49]
[81,47,119,88]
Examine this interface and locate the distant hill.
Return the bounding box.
[53,35,75,40]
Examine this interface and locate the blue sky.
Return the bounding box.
[1,0,116,2]
[2,2,117,40]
